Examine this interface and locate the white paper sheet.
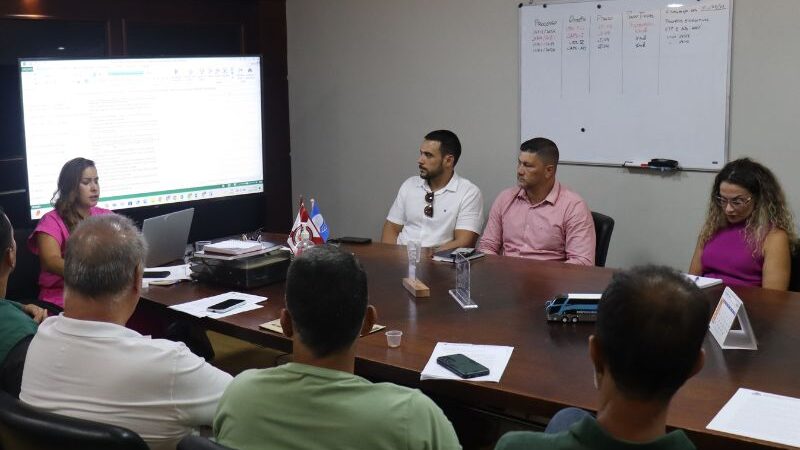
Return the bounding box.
[168,292,266,319]
[142,264,191,287]
[420,342,514,383]
[707,388,800,447]
[684,273,723,289]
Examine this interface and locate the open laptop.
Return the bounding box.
[142,208,194,268]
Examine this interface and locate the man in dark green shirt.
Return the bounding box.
[0,207,47,396]
[496,266,710,450]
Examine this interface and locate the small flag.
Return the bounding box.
[287,197,323,253]
[310,198,329,243]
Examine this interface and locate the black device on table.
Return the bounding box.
[206,298,246,314]
[436,354,490,379]
[143,271,171,279]
[330,236,372,244]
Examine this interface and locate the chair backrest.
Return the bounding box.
[0,392,148,450]
[178,435,236,450]
[790,243,800,292]
[591,211,615,267]
[6,228,39,301]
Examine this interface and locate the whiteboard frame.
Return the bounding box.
[518,0,732,172]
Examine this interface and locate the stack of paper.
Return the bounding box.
[420,342,514,382]
[707,388,800,447]
[142,264,191,287]
[204,240,263,256]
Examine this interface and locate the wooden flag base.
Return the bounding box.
[402,277,430,297]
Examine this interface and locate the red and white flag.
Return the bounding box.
[287,198,324,253]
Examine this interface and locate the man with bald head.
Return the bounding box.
[21,215,231,450]
[478,137,595,265]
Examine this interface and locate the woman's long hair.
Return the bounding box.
[698,158,796,255]
[51,157,96,232]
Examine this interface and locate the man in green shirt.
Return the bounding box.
[0,207,47,396]
[496,266,710,450]
[214,245,461,450]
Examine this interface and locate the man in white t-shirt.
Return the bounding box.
[21,215,232,450]
[381,130,483,250]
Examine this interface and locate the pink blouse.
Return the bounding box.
[701,222,764,287]
[27,207,113,307]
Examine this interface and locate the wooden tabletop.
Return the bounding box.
[141,237,800,449]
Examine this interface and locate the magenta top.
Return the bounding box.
[701,222,764,287]
[27,207,113,307]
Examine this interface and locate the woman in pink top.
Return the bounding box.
[28,158,112,307]
[689,158,795,290]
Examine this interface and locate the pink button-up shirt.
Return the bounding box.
[478,181,595,265]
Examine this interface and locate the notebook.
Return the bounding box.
[432,247,486,263]
[203,239,263,256]
[684,273,723,289]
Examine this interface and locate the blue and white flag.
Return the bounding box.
[310,198,329,242]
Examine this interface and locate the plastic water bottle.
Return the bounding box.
[295,227,315,256]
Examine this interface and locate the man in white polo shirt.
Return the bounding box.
[381,130,483,250]
[21,215,232,450]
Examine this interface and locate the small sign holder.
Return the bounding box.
[402,241,429,297]
[449,253,477,309]
[709,287,757,350]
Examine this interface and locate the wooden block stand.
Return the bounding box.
[402,277,430,297]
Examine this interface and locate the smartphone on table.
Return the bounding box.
[143,271,170,279]
[436,353,490,379]
[207,299,246,314]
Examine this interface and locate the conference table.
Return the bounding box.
[141,236,800,450]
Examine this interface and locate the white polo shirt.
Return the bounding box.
[386,173,484,248]
[21,315,233,450]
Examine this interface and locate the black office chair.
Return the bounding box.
[6,228,40,302]
[178,435,236,450]
[591,211,615,267]
[0,392,148,450]
[789,242,800,292]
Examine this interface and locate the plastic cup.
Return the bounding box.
[195,240,212,253]
[386,330,403,348]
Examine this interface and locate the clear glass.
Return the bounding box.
[295,229,315,256]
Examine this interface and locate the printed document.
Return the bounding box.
[707,388,800,447]
[169,291,266,319]
[421,342,513,383]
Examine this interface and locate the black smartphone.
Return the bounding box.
[143,271,170,279]
[334,236,372,244]
[451,248,476,258]
[436,354,490,379]
[207,298,246,314]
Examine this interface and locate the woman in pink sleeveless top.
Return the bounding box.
[689,158,795,290]
[27,158,112,308]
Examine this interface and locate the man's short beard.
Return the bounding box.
[421,166,442,181]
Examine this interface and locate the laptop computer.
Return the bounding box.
[142,208,194,268]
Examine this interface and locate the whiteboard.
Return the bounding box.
[520,0,732,170]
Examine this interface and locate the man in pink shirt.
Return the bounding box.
[478,138,595,265]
